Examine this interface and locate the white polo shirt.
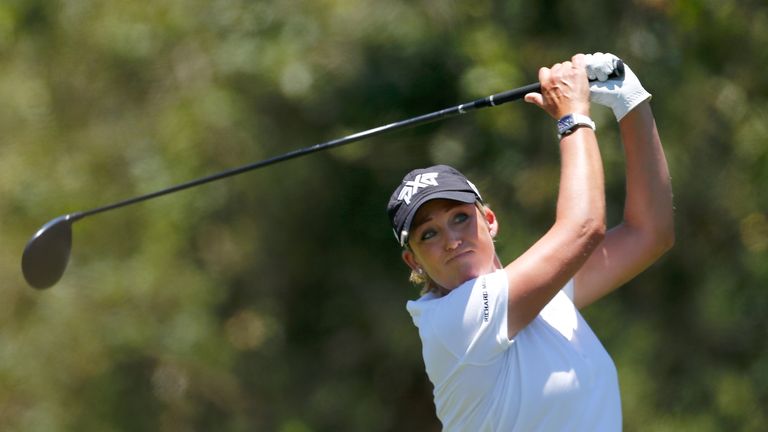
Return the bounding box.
[406,270,621,431]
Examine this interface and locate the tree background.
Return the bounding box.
[1,0,766,430]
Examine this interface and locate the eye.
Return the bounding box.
[420,228,437,241]
[453,212,470,224]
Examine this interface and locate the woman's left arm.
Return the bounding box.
[573,100,674,308]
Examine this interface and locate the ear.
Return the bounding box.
[483,207,499,238]
[401,249,422,273]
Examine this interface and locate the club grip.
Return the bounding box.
[479,59,626,108]
[610,59,625,80]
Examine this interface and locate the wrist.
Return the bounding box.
[557,113,596,139]
[614,89,652,121]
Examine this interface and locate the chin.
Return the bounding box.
[445,261,496,289]
[455,269,486,286]
[462,260,496,278]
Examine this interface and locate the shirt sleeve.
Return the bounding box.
[425,270,513,365]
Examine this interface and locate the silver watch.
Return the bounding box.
[557,113,596,139]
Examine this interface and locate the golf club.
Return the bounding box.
[21,60,624,289]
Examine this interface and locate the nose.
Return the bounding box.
[445,232,462,252]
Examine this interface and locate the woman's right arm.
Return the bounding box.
[504,54,607,337]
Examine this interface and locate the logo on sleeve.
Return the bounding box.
[398,172,439,205]
[481,278,489,322]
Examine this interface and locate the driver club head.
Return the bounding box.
[22,215,76,289]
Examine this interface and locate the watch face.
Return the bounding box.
[558,115,574,132]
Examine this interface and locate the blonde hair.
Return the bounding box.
[409,266,437,296]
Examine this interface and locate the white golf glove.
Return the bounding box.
[585,52,651,121]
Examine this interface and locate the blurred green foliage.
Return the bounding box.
[1,0,767,430]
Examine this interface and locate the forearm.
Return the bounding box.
[618,101,674,250]
[556,126,606,241]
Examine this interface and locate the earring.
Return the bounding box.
[417,268,424,275]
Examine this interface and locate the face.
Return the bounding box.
[402,199,499,292]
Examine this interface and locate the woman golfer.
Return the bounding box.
[386,53,674,430]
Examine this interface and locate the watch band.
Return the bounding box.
[557,113,596,139]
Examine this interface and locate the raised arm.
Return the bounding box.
[573,55,675,308]
[505,54,607,337]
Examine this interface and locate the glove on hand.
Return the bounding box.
[585,52,651,121]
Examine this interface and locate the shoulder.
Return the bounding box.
[407,270,508,312]
[407,270,511,347]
